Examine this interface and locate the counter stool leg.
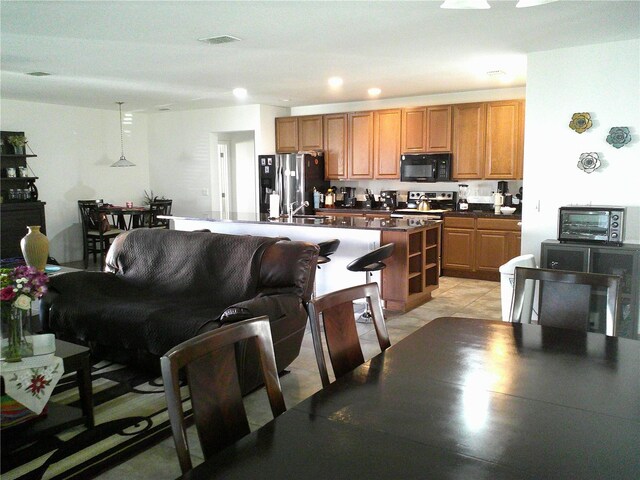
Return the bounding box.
[356,272,374,324]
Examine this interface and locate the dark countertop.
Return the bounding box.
[165,211,441,232]
[316,207,394,215]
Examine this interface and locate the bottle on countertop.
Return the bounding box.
[325,188,335,207]
[313,188,321,209]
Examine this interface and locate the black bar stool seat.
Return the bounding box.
[347,243,395,322]
[314,239,341,298]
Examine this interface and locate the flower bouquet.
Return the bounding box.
[1,266,49,362]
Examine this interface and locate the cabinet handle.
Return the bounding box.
[550,261,559,269]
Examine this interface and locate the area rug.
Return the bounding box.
[1,360,191,480]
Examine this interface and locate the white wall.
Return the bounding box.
[147,104,288,216]
[522,39,640,261]
[1,99,149,262]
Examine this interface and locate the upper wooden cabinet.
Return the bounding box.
[426,105,452,152]
[275,115,323,153]
[298,115,323,151]
[373,109,401,179]
[324,113,348,179]
[348,111,374,179]
[452,100,524,180]
[401,106,452,153]
[275,117,298,153]
[485,100,524,179]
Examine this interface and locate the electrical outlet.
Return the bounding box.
[201,188,209,196]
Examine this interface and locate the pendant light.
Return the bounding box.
[111,101,135,167]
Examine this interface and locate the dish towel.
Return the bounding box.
[1,354,64,414]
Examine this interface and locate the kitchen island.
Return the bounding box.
[166,212,441,312]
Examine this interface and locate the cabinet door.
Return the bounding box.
[426,105,452,152]
[348,111,374,179]
[401,107,427,153]
[373,109,401,179]
[298,115,323,151]
[541,244,589,272]
[475,230,510,272]
[275,117,298,153]
[485,100,523,179]
[507,232,522,261]
[443,228,475,271]
[323,113,348,179]
[452,103,485,179]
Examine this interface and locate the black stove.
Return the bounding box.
[393,191,457,218]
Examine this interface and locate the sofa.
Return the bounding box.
[41,229,319,393]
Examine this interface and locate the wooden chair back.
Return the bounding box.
[147,199,172,228]
[510,266,621,336]
[308,283,391,387]
[161,316,286,474]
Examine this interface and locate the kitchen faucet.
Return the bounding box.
[288,201,309,220]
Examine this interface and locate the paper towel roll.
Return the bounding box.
[269,193,280,218]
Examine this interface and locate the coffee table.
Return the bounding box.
[1,339,94,454]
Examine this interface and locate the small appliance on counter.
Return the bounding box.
[363,189,377,209]
[340,187,357,207]
[558,206,625,246]
[379,190,397,210]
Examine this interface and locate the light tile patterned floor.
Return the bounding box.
[94,276,503,479]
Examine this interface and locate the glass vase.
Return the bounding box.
[1,304,33,362]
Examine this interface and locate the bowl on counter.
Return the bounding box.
[500,206,516,215]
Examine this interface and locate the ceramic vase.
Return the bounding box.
[1,305,33,362]
[20,226,49,271]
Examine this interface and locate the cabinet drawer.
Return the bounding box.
[444,216,474,229]
[477,217,521,231]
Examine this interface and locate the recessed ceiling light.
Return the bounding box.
[26,72,51,77]
[280,98,290,102]
[233,87,248,99]
[368,87,382,97]
[198,35,241,45]
[328,77,343,88]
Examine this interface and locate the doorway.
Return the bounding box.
[210,131,256,215]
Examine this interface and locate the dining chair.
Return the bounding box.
[77,200,123,269]
[145,199,172,228]
[308,283,391,388]
[510,266,621,336]
[161,316,286,474]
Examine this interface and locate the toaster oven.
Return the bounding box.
[558,206,625,245]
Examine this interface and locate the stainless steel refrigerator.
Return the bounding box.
[258,152,328,215]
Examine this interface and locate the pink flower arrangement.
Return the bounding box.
[0,266,49,307]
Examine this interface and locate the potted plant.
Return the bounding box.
[7,135,28,155]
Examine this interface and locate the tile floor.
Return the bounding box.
[91,276,503,479]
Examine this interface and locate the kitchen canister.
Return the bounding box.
[20,226,49,271]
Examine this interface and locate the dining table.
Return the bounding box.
[179,317,640,480]
[99,204,148,230]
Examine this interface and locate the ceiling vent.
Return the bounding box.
[26,72,51,76]
[198,35,241,45]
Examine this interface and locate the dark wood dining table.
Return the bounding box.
[100,205,148,230]
[179,317,640,480]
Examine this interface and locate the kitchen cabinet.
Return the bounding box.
[452,103,485,178]
[323,113,348,179]
[442,215,521,280]
[276,115,323,153]
[382,223,441,312]
[541,240,640,340]
[401,106,452,153]
[275,117,298,153]
[348,111,374,179]
[373,109,401,179]
[452,100,524,180]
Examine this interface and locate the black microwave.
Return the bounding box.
[400,153,452,182]
[558,206,625,245]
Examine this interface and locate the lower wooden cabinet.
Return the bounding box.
[443,215,521,280]
[382,224,441,312]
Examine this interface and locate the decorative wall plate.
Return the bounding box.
[577,152,600,173]
[569,112,593,133]
[606,127,631,148]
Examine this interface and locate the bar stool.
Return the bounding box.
[314,239,340,298]
[347,243,395,322]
